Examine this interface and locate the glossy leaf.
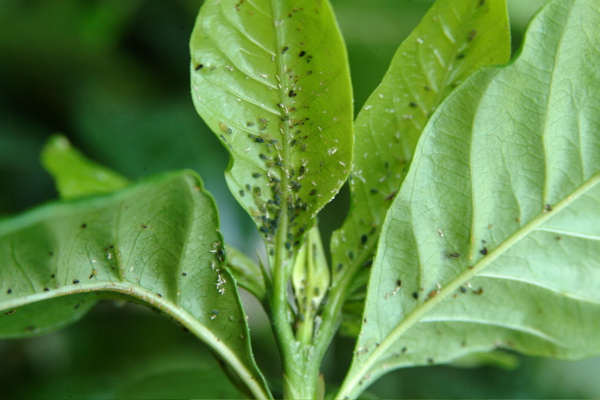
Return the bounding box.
[42,135,130,200]
[330,0,510,298]
[338,0,600,397]
[0,171,271,400]
[190,0,353,249]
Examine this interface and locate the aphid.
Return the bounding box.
[448,252,460,258]
[194,64,203,70]
[48,251,54,256]
[370,188,379,194]
[210,310,220,320]
[43,288,50,292]
[219,122,232,134]
[361,234,368,245]
[182,272,187,277]
[6,289,12,294]
[456,53,465,59]
[473,287,484,295]
[282,46,289,54]
[409,102,418,108]
[239,190,245,197]
[468,29,477,41]
[289,90,296,97]
[252,172,262,178]
[309,189,317,196]
[385,191,397,201]
[412,292,419,300]
[73,279,80,284]
[299,50,306,57]
[459,286,467,293]
[81,223,87,229]
[480,247,488,255]
[141,224,148,229]
[544,204,553,212]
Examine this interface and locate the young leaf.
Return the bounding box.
[0,171,271,400]
[329,0,511,339]
[190,0,353,249]
[226,245,267,301]
[42,135,130,200]
[338,0,600,397]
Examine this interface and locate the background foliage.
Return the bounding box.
[1,0,599,398]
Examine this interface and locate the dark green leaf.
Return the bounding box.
[113,367,241,400]
[0,171,271,400]
[338,0,600,397]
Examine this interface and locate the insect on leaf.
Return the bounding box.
[0,171,271,400]
[337,0,600,397]
[190,0,353,253]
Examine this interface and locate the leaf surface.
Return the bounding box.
[338,0,600,397]
[329,0,510,333]
[190,0,353,249]
[0,171,271,400]
[42,135,130,200]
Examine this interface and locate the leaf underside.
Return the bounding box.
[0,171,270,400]
[330,0,511,333]
[190,0,353,251]
[340,0,600,397]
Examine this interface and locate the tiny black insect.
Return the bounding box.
[361,234,368,245]
[299,50,306,57]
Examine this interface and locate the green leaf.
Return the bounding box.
[226,245,266,301]
[337,0,600,397]
[113,367,241,400]
[330,0,510,299]
[0,171,271,400]
[42,135,130,200]
[190,0,353,249]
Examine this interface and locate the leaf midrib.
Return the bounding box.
[1,281,271,400]
[339,170,600,398]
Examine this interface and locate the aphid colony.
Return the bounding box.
[194,28,348,255]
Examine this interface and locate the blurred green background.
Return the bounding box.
[1,0,599,398]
